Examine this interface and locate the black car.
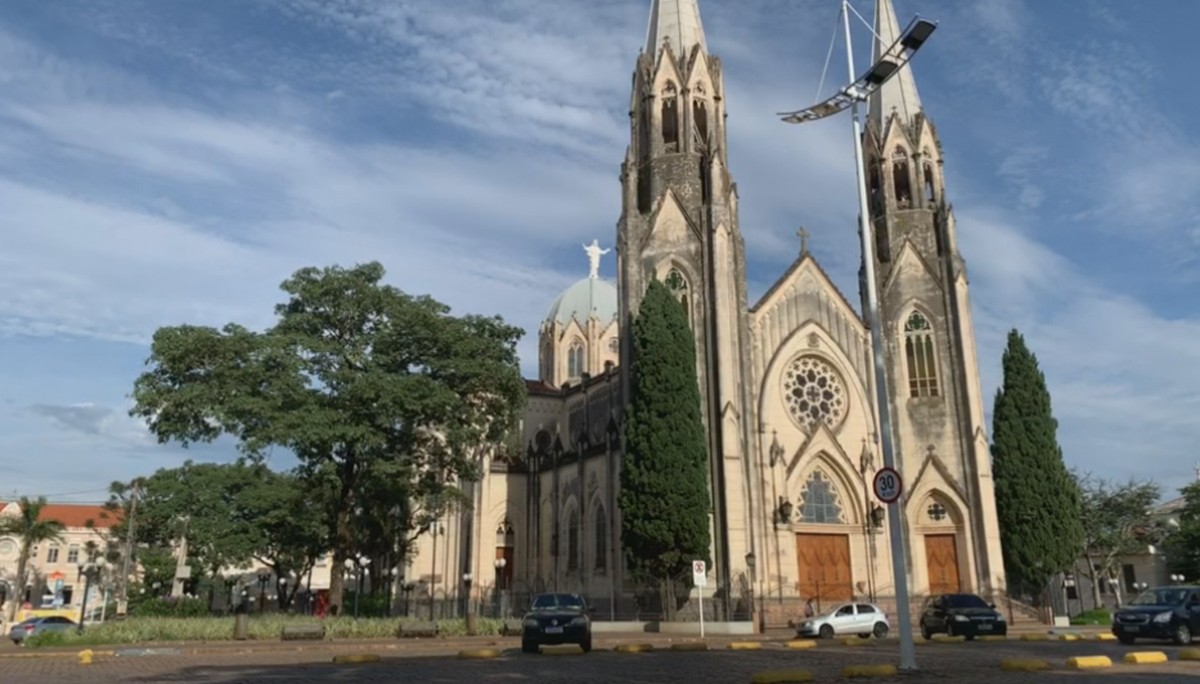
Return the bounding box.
[919,593,1007,640]
[1112,585,1200,645]
[521,592,593,653]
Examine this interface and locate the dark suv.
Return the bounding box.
[1112,586,1200,645]
[919,593,1007,640]
[521,592,593,653]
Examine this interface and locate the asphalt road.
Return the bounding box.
[1,636,1198,683]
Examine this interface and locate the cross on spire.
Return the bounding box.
[797,226,810,256]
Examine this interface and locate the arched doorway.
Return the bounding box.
[919,495,962,594]
[792,469,855,606]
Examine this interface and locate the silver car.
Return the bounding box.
[8,616,77,645]
[795,601,890,639]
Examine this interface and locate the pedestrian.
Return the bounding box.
[804,597,815,618]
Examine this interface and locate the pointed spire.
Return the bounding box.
[869,0,923,134]
[644,0,708,61]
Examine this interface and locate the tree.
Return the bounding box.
[130,262,526,613]
[619,278,711,619]
[1076,473,1161,608]
[0,496,65,622]
[990,329,1082,600]
[1165,480,1200,580]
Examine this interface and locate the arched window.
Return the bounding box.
[664,268,690,324]
[593,502,608,571]
[693,99,709,148]
[923,163,936,205]
[904,311,940,398]
[661,83,679,152]
[892,147,912,208]
[567,340,585,380]
[566,505,580,571]
[495,519,514,589]
[799,470,844,524]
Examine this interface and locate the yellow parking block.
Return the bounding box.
[1000,658,1051,672]
[1058,634,1081,641]
[785,639,817,649]
[671,642,709,652]
[838,637,872,646]
[931,634,965,643]
[331,653,381,664]
[614,643,655,653]
[1093,633,1116,641]
[979,635,1008,642]
[1179,648,1200,661]
[841,664,899,678]
[1124,651,1168,665]
[751,670,814,683]
[542,644,584,655]
[458,648,501,659]
[729,641,763,650]
[1066,655,1112,670]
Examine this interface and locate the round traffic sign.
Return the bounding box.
[873,466,903,504]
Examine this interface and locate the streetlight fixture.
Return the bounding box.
[777,0,938,673]
[1171,574,1185,584]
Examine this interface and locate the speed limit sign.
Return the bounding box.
[873,466,903,504]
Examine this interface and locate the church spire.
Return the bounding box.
[869,0,923,134]
[644,0,707,60]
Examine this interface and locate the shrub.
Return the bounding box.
[130,597,211,618]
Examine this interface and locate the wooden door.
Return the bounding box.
[925,534,961,594]
[795,533,853,603]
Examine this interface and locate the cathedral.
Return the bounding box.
[405,0,1006,625]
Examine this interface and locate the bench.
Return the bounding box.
[397,621,440,638]
[280,624,327,641]
[502,619,525,636]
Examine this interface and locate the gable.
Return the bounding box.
[644,189,699,247]
[882,238,942,295]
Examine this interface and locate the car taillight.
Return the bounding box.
[24,625,35,632]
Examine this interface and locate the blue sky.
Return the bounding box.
[2,0,1198,503]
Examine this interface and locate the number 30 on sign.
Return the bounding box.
[873,466,903,504]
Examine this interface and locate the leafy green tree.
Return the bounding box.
[1165,481,1200,580]
[619,279,711,619]
[1076,473,1161,607]
[0,496,65,622]
[991,329,1083,601]
[130,262,525,613]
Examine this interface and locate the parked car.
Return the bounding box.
[1112,585,1200,645]
[8,616,77,645]
[794,602,890,639]
[521,592,593,653]
[919,593,1006,640]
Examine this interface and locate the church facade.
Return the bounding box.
[403,0,1006,624]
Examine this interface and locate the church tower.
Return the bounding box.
[863,0,1005,593]
[617,0,756,608]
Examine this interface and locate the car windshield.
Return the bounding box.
[531,593,585,610]
[1129,588,1188,606]
[944,594,989,609]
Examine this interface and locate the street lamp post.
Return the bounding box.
[76,562,100,633]
[778,0,938,673]
[463,572,476,635]
[256,570,270,614]
[494,558,508,618]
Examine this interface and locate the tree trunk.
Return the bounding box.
[328,454,357,616]
[1084,555,1102,610]
[7,550,29,622]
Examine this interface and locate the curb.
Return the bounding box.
[1123,651,1167,665]
[837,637,872,646]
[1179,648,1200,661]
[671,642,709,652]
[1000,658,1051,672]
[842,664,898,678]
[930,634,965,643]
[458,648,501,659]
[1019,633,1049,641]
[728,641,763,650]
[614,643,655,653]
[785,640,817,650]
[1066,655,1112,670]
[331,653,381,664]
[541,645,584,656]
[751,669,814,683]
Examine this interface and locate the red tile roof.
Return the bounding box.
[0,502,119,529]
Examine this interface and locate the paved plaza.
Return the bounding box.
[2,634,1199,683]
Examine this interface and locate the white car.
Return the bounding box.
[795,602,890,639]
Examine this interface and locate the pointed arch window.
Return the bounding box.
[892,147,912,208]
[799,470,844,524]
[664,268,690,325]
[693,99,709,148]
[661,82,679,152]
[904,311,940,398]
[593,502,608,571]
[567,340,585,380]
[923,161,936,205]
[566,504,580,571]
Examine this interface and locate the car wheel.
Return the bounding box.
[580,634,592,653]
[873,622,889,639]
[521,639,539,654]
[1172,623,1192,646]
[1117,634,1136,645]
[819,624,835,639]
[919,622,931,640]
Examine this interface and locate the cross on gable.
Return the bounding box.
[796,226,810,255]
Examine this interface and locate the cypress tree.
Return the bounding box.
[619,278,711,617]
[991,329,1083,600]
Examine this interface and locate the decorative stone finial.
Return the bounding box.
[582,239,610,280]
[796,226,810,256]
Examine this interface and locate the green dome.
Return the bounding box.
[544,277,618,327]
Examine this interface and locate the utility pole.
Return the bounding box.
[118,481,141,617]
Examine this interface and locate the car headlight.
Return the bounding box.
[569,617,589,626]
[524,619,539,628]
[953,615,969,622]
[995,614,1005,622]
[1153,611,1172,624]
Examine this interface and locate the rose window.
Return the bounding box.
[783,355,847,428]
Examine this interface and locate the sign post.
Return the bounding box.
[692,560,707,638]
